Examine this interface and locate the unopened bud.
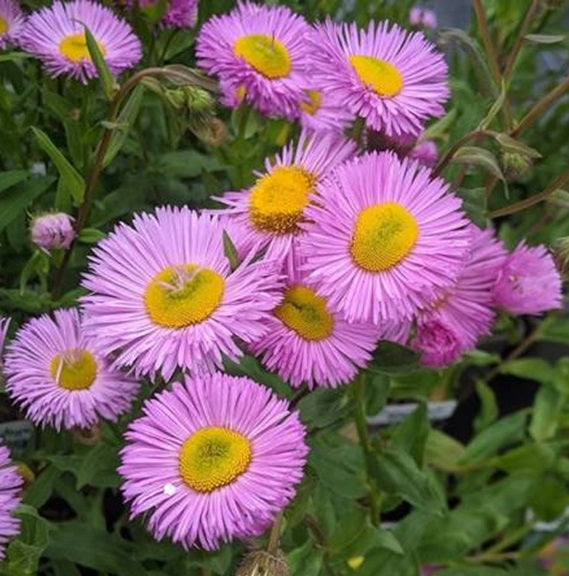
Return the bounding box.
[193,118,228,147]
[236,550,289,576]
[72,422,101,446]
[184,86,216,114]
[501,151,532,180]
[31,213,75,252]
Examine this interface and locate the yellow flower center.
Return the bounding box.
[300,90,322,116]
[349,55,403,97]
[50,350,97,391]
[249,166,315,235]
[350,202,419,272]
[59,33,106,63]
[179,427,252,493]
[144,265,225,329]
[0,18,9,35]
[275,285,334,341]
[233,34,291,79]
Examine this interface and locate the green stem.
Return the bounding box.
[352,373,381,527]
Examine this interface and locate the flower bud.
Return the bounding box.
[31,213,75,252]
[236,550,289,576]
[501,151,532,180]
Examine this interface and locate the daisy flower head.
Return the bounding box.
[4,308,139,431]
[250,259,382,389]
[494,242,562,316]
[307,20,449,137]
[125,0,199,29]
[119,373,308,550]
[297,88,353,133]
[196,1,310,119]
[0,442,22,560]
[0,0,25,49]
[81,207,282,380]
[300,151,471,325]
[219,129,357,268]
[21,0,142,83]
[420,224,507,349]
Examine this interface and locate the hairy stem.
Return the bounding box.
[267,512,284,556]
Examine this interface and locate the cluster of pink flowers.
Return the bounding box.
[0,0,564,559]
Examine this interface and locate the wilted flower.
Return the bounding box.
[30,213,75,252]
[196,2,310,119]
[307,20,448,137]
[493,242,563,315]
[21,0,142,82]
[119,373,308,550]
[237,550,290,576]
[0,0,25,49]
[0,442,22,560]
[4,308,139,431]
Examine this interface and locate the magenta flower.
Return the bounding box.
[0,443,22,560]
[307,20,449,137]
[0,0,25,49]
[4,308,139,431]
[21,0,142,83]
[82,207,282,380]
[297,88,353,133]
[250,259,382,389]
[196,1,310,119]
[409,6,438,29]
[300,151,470,324]
[125,0,199,29]
[494,242,562,315]
[218,130,356,269]
[31,213,75,252]
[411,318,466,368]
[119,373,308,550]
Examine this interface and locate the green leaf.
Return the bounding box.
[478,79,506,130]
[369,342,421,376]
[530,474,569,522]
[451,147,507,195]
[422,109,458,140]
[494,133,542,159]
[374,449,446,515]
[493,443,556,473]
[0,170,29,195]
[425,429,466,473]
[474,380,498,432]
[530,384,565,441]
[390,403,429,466]
[77,228,106,244]
[0,176,55,233]
[459,410,527,465]
[76,442,120,489]
[364,374,390,417]
[84,26,115,100]
[0,53,34,63]
[288,541,324,576]
[31,127,85,204]
[501,358,555,383]
[103,84,145,168]
[222,230,239,271]
[299,388,352,429]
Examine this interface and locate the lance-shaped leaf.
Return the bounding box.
[84,25,115,101]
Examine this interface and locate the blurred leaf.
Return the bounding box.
[0,170,29,195]
[299,388,352,429]
[373,449,446,515]
[76,442,120,490]
[370,342,421,376]
[365,374,390,417]
[31,127,84,204]
[530,384,565,441]
[84,26,115,101]
[222,230,239,271]
[478,79,506,130]
[459,411,527,465]
[493,442,556,473]
[501,358,554,383]
[530,474,569,522]
[288,540,324,576]
[423,109,458,140]
[77,228,106,244]
[474,380,498,432]
[390,403,429,466]
[452,147,507,195]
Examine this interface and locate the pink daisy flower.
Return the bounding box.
[196,1,310,119]
[21,0,142,83]
[119,373,308,550]
[218,130,357,268]
[250,261,382,389]
[300,151,470,324]
[420,225,507,348]
[411,318,467,368]
[81,207,282,380]
[494,242,563,315]
[0,0,25,49]
[125,0,199,29]
[4,308,139,431]
[0,442,22,560]
[307,20,449,137]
